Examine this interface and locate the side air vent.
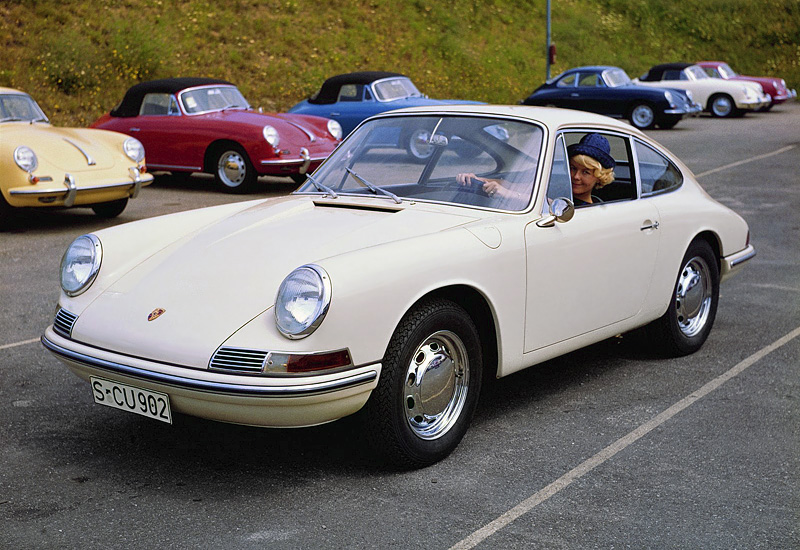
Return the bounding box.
[209,347,269,374]
[54,308,78,339]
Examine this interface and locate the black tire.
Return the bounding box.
[628,102,656,129]
[91,198,128,218]
[646,240,719,356]
[212,145,258,193]
[709,94,735,118]
[364,299,482,468]
[0,191,17,229]
[290,173,307,186]
[656,118,680,130]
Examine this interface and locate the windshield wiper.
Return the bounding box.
[346,167,402,204]
[305,173,338,198]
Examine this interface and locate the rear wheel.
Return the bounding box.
[91,198,128,218]
[364,299,482,468]
[213,145,257,193]
[629,103,656,129]
[646,240,719,356]
[404,128,435,161]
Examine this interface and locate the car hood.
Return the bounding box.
[202,110,337,143]
[3,123,121,171]
[75,196,479,367]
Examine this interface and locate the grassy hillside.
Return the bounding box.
[1,0,798,126]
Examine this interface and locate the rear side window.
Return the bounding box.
[140,93,173,116]
[636,141,683,195]
[556,74,577,87]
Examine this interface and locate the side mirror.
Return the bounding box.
[536,197,575,227]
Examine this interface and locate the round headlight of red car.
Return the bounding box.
[14,146,38,172]
[60,234,102,297]
[327,120,343,140]
[263,125,280,148]
[275,264,331,339]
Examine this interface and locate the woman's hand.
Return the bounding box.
[456,173,510,198]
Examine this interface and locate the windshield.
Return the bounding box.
[371,78,423,101]
[0,94,48,123]
[604,69,632,87]
[686,66,709,80]
[297,115,543,212]
[717,63,737,78]
[179,85,250,114]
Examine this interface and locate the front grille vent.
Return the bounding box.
[209,347,269,374]
[54,308,78,339]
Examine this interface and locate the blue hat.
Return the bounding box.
[567,133,615,169]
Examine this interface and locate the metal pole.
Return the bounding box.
[546,0,552,80]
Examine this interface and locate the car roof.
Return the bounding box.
[0,87,27,95]
[308,71,406,105]
[640,63,693,81]
[563,65,621,74]
[110,77,233,117]
[367,103,644,135]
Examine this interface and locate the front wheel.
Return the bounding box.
[213,145,257,193]
[91,198,128,218]
[629,103,656,129]
[709,94,736,118]
[646,240,719,356]
[364,299,482,468]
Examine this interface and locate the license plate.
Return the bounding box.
[90,377,172,424]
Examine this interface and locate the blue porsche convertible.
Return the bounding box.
[289,71,480,139]
[521,66,701,129]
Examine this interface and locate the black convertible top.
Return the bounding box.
[308,71,406,105]
[110,77,233,117]
[639,63,692,82]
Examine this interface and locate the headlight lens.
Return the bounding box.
[60,234,102,297]
[14,146,38,172]
[263,125,280,147]
[123,137,145,163]
[275,264,331,339]
[327,119,343,140]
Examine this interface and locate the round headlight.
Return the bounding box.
[123,137,145,163]
[60,234,102,297]
[275,264,331,339]
[14,146,38,172]
[327,119,343,140]
[263,125,280,147]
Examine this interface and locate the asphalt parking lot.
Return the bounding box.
[2,104,798,549]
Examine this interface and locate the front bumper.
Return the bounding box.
[258,147,329,176]
[735,96,772,111]
[7,168,153,208]
[42,327,379,427]
[664,102,703,117]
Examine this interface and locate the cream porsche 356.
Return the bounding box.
[42,105,754,468]
[1,87,152,222]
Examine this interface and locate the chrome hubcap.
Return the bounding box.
[712,97,732,117]
[408,129,434,159]
[217,151,247,187]
[632,105,654,128]
[675,256,712,337]
[404,330,469,440]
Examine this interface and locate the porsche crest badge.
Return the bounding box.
[147,308,166,322]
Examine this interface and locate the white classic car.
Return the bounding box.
[42,105,755,468]
[634,63,770,117]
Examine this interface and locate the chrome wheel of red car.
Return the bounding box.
[214,146,257,192]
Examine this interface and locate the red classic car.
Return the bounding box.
[697,61,797,111]
[92,78,342,192]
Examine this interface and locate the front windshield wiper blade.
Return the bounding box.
[345,167,402,204]
[306,173,338,198]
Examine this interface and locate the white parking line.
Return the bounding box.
[0,338,41,351]
[695,145,796,178]
[449,325,800,550]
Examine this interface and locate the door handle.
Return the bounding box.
[129,127,140,132]
[329,112,341,117]
[640,221,660,231]
[570,93,580,97]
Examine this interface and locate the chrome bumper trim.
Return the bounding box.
[259,156,327,167]
[41,334,377,398]
[9,174,154,197]
[727,244,756,268]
